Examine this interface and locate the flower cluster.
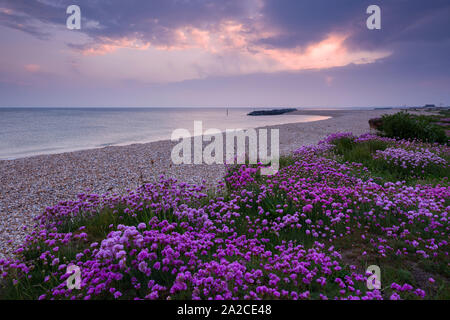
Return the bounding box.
[373,147,447,170]
[321,132,355,144]
[1,134,448,300]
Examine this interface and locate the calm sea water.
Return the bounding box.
[0,107,329,160]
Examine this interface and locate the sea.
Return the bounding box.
[0,107,330,160]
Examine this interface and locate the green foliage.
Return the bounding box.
[330,137,449,184]
[334,138,388,163]
[438,109,450,118]
[378,112,447,144]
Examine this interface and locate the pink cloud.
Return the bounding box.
[24,64,41,73]
[0,8,13,15]
[79,37,150,56]
[325,76,334,86]
[70,20,391,82]
[258,34,390,71]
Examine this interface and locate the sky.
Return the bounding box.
[0,0,449,108]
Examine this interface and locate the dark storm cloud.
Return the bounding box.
[0,0,64,39]
[259,0,450,49]
[256,0,363,47]
[1,0,449,50]
[0,0,252,45]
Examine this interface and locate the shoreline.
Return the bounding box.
[0,107,396,162]
[0,111,331,161]
[0,108,400,259]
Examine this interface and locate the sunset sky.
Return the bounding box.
[0,0,449,107]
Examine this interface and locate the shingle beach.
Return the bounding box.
[0,109,398,259]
